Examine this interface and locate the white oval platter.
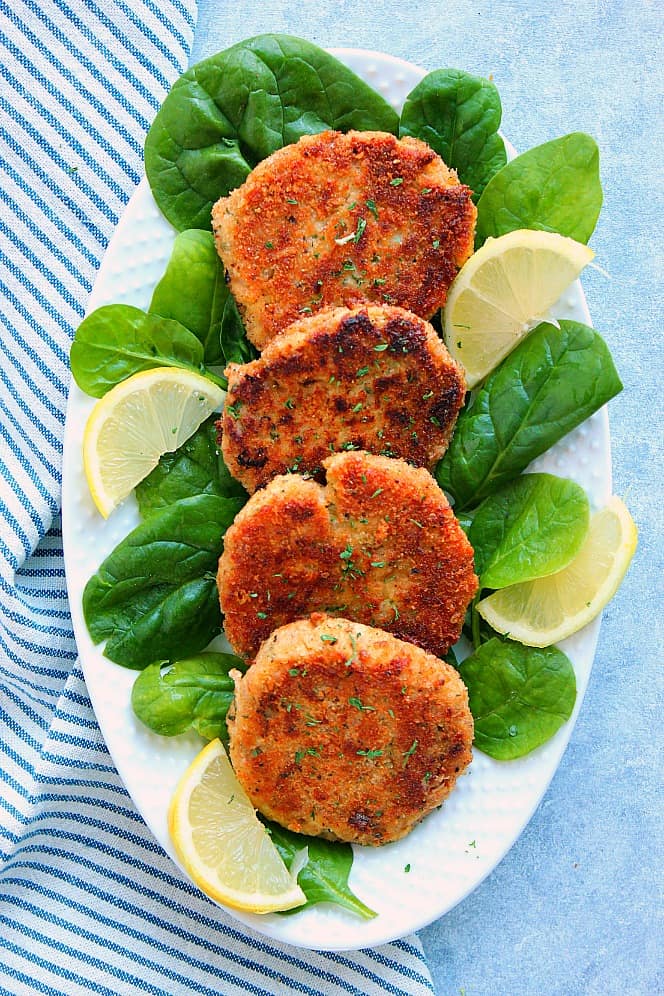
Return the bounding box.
[62,48,610,951]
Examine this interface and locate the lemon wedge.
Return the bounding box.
[168,738,306,914]
[477,496,637,647]
[443,229,594,387]
[83,367,225,517]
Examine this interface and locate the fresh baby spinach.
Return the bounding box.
[145,34,399,232]
[131,652,246,741]
[458,637,577,760]
[83,494,244,669]
[265,822,377,920]
[469,473,589,590]
[136,416,246,519]
[70,305,222,397]
[219,293,258,366]
[436,320,622,510]
[149,230,229,367]
[399,68,506,201]
[475,132,602,246]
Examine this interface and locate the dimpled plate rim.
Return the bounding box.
[61,48,610,951]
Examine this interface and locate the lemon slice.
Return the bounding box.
[443,229,594,387]
[477,497,637,647]
[83,367,225,517]
[168,738,306,914]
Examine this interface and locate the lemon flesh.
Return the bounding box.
[477,497,637,647]
[83,367,225,517]
[168,739,306,914]
[443,229,594,387]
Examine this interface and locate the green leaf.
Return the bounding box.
[136,416,246,519]
[83,494,244,668]
[131,653,246,741]
[70,305,216,398]
[399,68,506,202]
[476,132,602,246]
[436,320,622,510]
[469,473,589,590]
[149,230,229,366]
[457,637,576,759]
[220,293,259,366]
[145,34,399,232]
[264,821,377,920]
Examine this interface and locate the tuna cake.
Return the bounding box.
[219,304,466,493]
[217,450,478,660]
[212,129,476,350]
[227,615,474,845]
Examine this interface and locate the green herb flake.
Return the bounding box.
[373,342,389,352]
[284,398,295,409]
[286,197,298,204]
[366,199,379,218]
[390,177,404,186]
[356,366,369,377]
[353,217,367,243]
[422,390,434,400]
[404,863,411,873]
[371,561,386,568]
[250,746,263,757]
[227,401,242,420]
[357,748,383,759]
[349,697,375,712]
[320,634,338,644]
[288,668,300,677]
[352,402,363,413]
[369,488,383,499]
[257,611,268,619]
[402,739,418,763]
[265,241,274,249]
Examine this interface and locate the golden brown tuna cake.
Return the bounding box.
[217,450,478,661]
[212,130,476,350]
[227,614,473,845]
[219,304,466,493]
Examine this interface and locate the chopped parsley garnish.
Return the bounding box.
[286,197,298,204]
[369,488,383,499]
[402,739,419,763]
[227,401,242,420]
[404,863,411,873]
[366,199,378,218]
[373,342,389,352]
[432,239,440,249]
[264,241,274,249]
[320,634,338,643]
[284,398,295,409]
[390,177,404,186]
[352,402,363,413]
[422,390,434,400]
[353,217,367,243]
[357,748,383,759]
[356,366,369,377]
[349,697,375,712]
[371,561,386,568]
[257,611,268,619]
[288,668,300,677]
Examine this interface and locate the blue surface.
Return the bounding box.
[190,4,663,993]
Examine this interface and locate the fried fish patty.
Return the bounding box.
[212,130,476,350]
[227,614,473,845]
[217,451,478,660]
[219,304,466,493]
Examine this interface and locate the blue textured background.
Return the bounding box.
[191,4,662,994]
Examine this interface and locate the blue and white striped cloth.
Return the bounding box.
[0,3,435,992]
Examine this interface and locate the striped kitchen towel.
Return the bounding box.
[0,2,435,993]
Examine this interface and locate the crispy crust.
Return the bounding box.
[227,614,473,845]
[217,451,478,660]
[219,304,466,493]
[212,130,476,349]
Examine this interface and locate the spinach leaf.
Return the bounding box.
[136,416,246,519]
[457,637,576,759]
[436,320,622,509]
[476,132,602,246]
[144,34,399,231]
[70,305,223,398]
[469,473,589,590]
[264,821,376,920]
[131,652,246,741]
[399,68,506,202]
[220,293,259,366]
[149,230,229,366]
[83,494,243,668]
